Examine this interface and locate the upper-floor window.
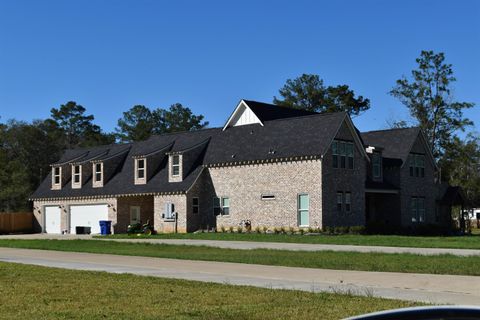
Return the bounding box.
[332,140,354,169]
[136,159,145,179]
[336,192,343,211]
[94,163,103,182]
[73,165,81,184]
[372,153,381,178]
[53,167,61,185]
[411,197,425,223]
[172,155,180,177]
[409,154,425,178]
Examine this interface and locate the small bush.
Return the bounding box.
[262,226,268,234]
[288,226,295,234]
[349,226,365,234]
[299,228,305,235]
[254,226,261,234]
[237,226,243,234]
[228,226,234,233]
[280,226,286,234]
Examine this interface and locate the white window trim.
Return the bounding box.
[52,167,61,185]
[72,165,82,188]
[171,155,180,177]
[94,162,103,183]
[135,158,147,182]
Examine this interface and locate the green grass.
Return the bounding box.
[0,239,479,276]
[96,232,480,249]
[0,262,420,319]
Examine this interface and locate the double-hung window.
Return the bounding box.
[411,197,425,223]
[53,167,61,185]
[332,140,354,169]
[409,154,425,178]
[136,159,145,179]
[73,165,81,184]
[336,192,343,212]
[172,155,180,177]
[372,153,381,178]
[213,197,230,215]
[345,192,351,213]
[94,163,102,182]
[192,197,199,214]
[298,194,309,227]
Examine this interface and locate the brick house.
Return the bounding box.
[31,100,460,234]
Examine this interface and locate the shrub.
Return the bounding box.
[298,228,305,235]
[280,226,287,234]
[262,226,268,234]
[254,226,261,234]
[229,226,234,233]
[237,226,243,234]
[219,225,226,233]
[288,226,295,234]
[349,226,365,234]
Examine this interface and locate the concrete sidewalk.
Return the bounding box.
[0,247,479,305]
[2,233,480,256]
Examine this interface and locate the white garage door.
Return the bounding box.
[70,204,109,234]
[45,206,61,234]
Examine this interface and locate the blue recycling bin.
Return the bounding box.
[99,220,112,235]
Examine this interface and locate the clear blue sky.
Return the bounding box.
[0,0,479,134]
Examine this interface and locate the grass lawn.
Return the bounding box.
[0,262,420,319]
[0,239,479,276]
[96,232,480,250]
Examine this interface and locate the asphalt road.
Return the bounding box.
[2,234,480,256]
[1,247,479,305]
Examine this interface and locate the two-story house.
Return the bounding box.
[31,100,461,234]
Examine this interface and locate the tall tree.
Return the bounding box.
[115,103,208,142]
[439,134,480,207]
[390,51,474,159]
[273,74,370,116]
[50,101,114,148]
[115,105,157,143]
[155,103,209,134]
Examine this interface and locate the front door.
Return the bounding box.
[130,206,141,225]
[45,206,61,234]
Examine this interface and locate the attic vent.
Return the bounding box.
[261,194,276,200]
[231,154,236,158]
[250,130,254,134]
[268,148,276,155]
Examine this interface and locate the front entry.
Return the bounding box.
[44,206,61,234]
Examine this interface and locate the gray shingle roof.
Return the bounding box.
[31,105,348,200]
[361,127,421,164]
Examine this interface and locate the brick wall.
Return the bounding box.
[32,198,117,233]
[116,195,154,232]
[154,194,187,232]
[322,121,366,227]
[203,159,323,230]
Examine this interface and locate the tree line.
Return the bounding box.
[0,50,478,212]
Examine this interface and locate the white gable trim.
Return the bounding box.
[222,100,264,131]
[323,113,370,161]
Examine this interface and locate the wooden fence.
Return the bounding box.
[0,212,33,234]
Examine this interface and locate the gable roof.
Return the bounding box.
[361,127,421,164]
[222,99,317,130]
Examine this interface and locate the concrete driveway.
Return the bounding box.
[0,247,479,305]
[2,233,480,256]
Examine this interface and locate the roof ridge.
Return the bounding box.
[262,110,346,123]
[362,126,420,134]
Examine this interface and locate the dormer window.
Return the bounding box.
[92,162,104,188]
[72,165,82,188]
[137,159,145,179]
[73,165,81,183]
[172,155,180,177]
[53,167,61,185]
[134,158,147,185]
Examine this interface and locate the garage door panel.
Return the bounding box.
[45,206,61,234]
[70,204,108,234]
